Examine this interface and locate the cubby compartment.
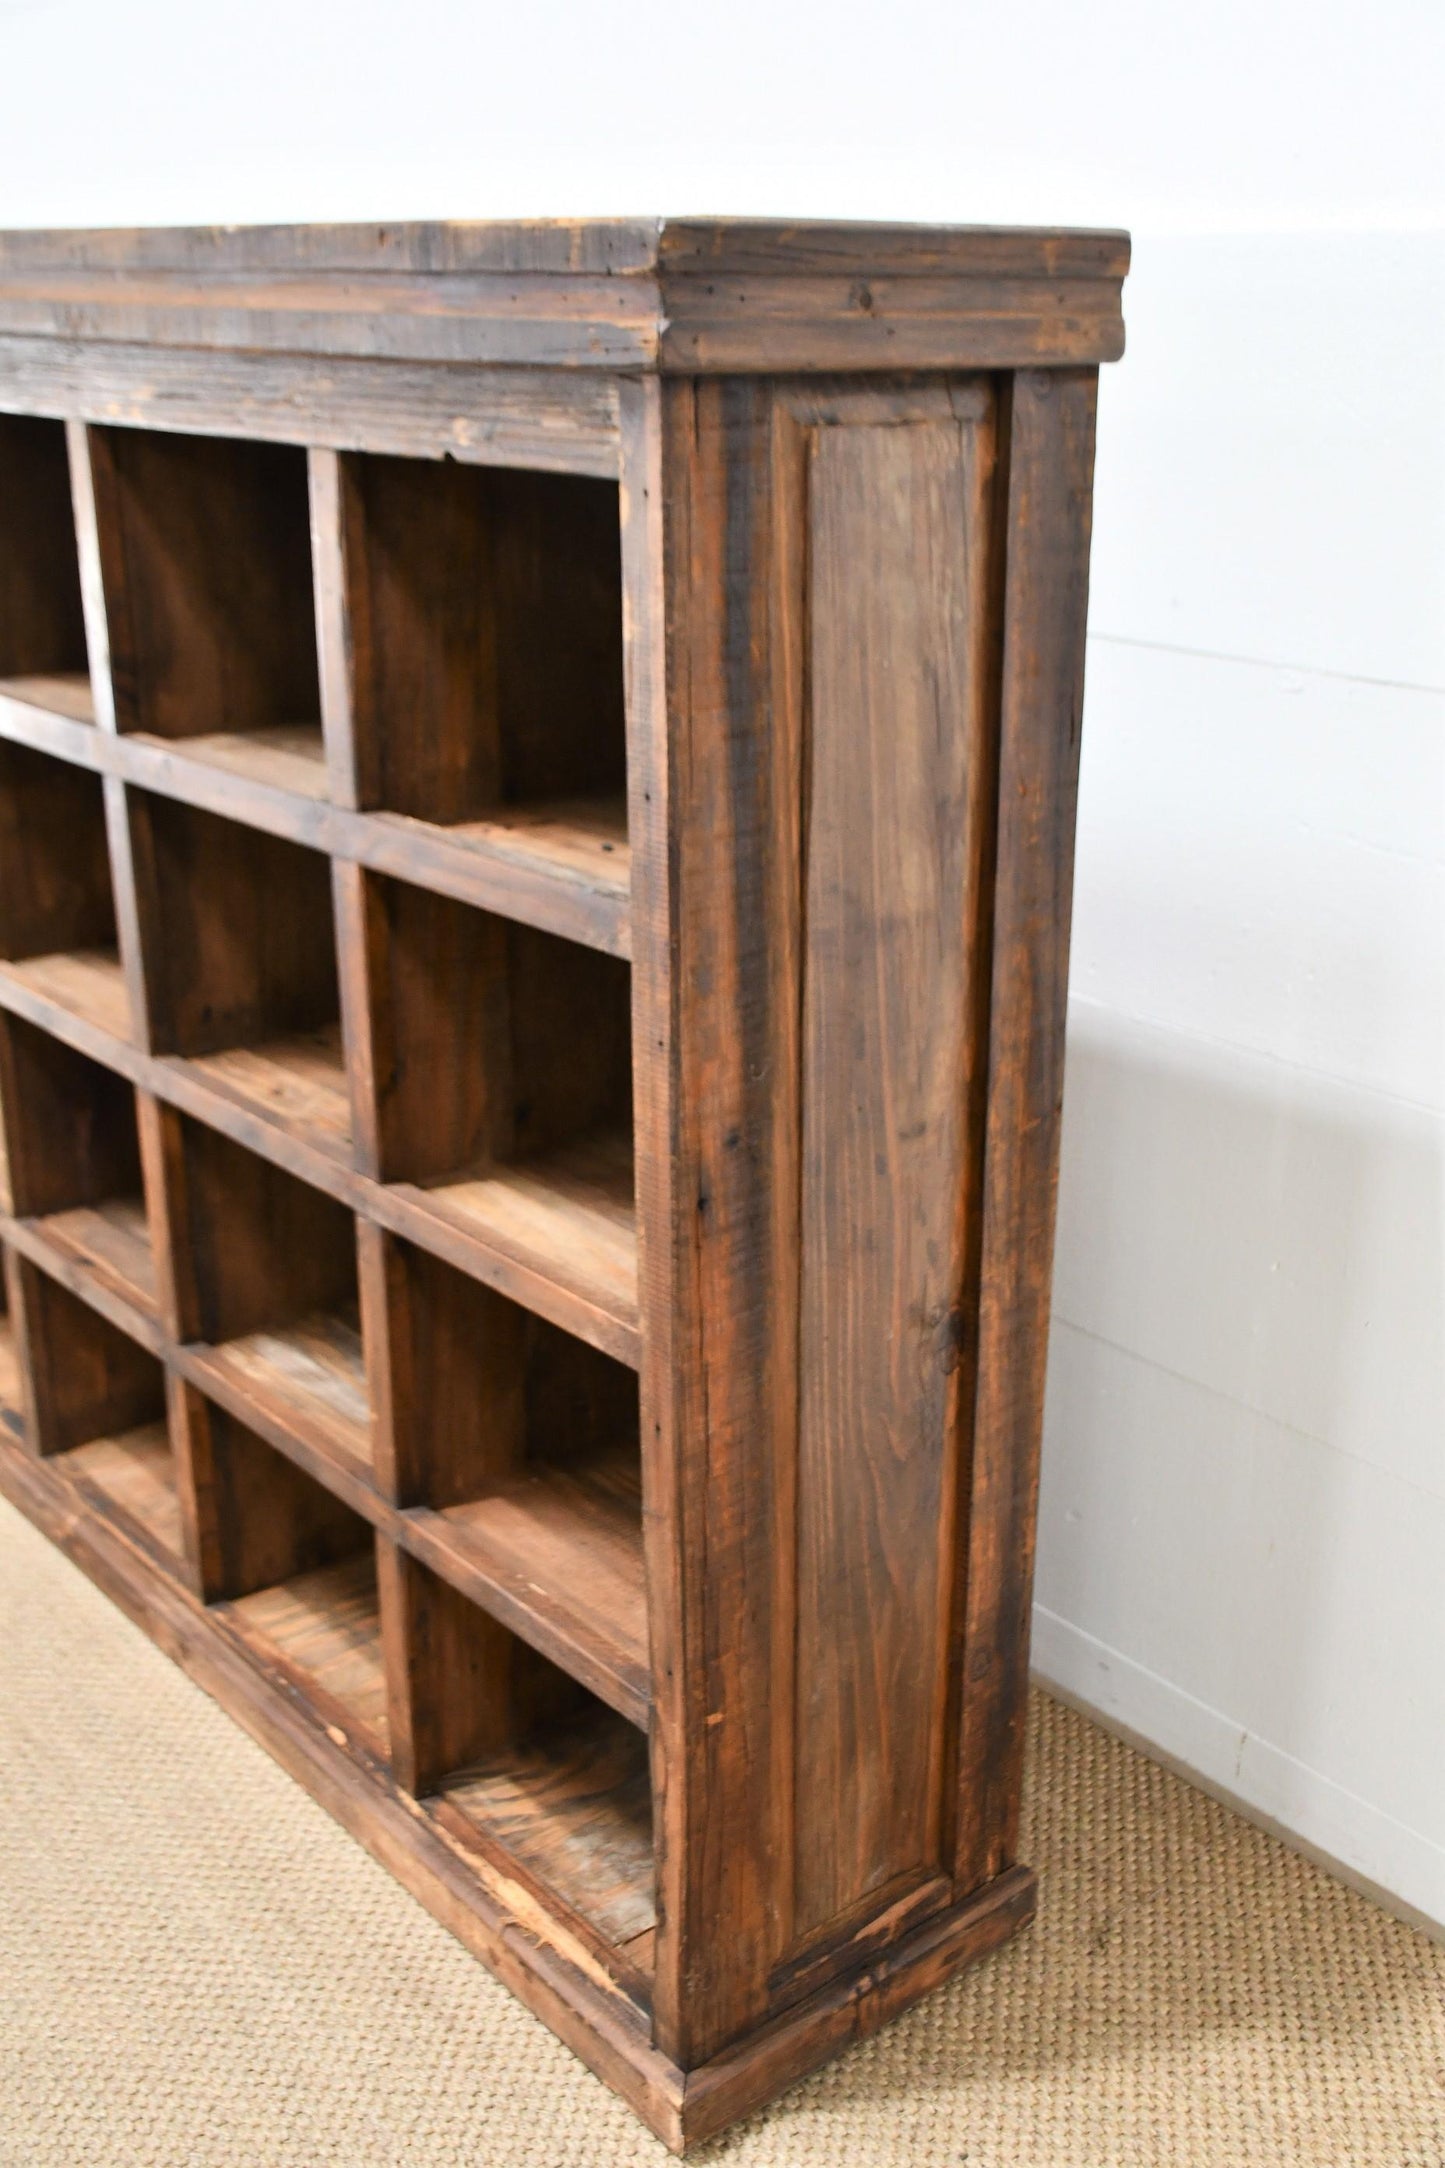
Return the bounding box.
[175,1383,385,1743]
[4,1252,179,1566]
[155,1114,369,1474]
[340,866,635,1334]
[320,453,625,836]
[0,1019,154,1309]
[0,743,128,1038]
[0,415,90,722]
[81,425,324,790]
[121,790,349,1152]
[365,1228,646,1724]
[384,1544,653,1958]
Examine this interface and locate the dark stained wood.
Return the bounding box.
[633,376,802,2063]
[789,389,1000,1939]
[953,369,1099,1892]
[0,1011,141,1217]
[2,341,621,475]
[314,451,626,826]
[339,864,631,1186]
[0,220,1128,375]
[361,1221,526,1505]
[5,1247,164,1455]
[0,945,640,1365]
[75,423,320,741]
[380,1537,513,1796]
[0,686,631,958]
[0,740,115,960]
[0,414,87,678]
[150,1107,358,1349]
[52,1416,183,1573]
[171,1374,367,1603]
[118,789,340,1059]
[0,216,1123,2149]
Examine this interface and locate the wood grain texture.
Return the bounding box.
[0,218,1121,2141]
[77,423,320,740]
[2,340,621,474]
[172,1374,368,1604]
[0,220,1128,374]
[120,790,339,1059]
[790,397,1000,1939]
[634,376,804,2063]
[0,686,631,958]
[314,451,626,825]
[954,369,1098,1891]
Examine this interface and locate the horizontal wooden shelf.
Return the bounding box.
[33,1194,155,1312]
[440,1694,655,1955]
[187,1024,353,1164]
[226,1550,391,1756]
[0,670,94,725]
[408,1442,648,1731]
[198,1305,370,1473]
[2,1206,649,1730]
[0,951,638,1365]
[0,689,630,958]
[51,1417,183,1576]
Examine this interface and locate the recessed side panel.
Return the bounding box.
[791,396,1000,1942]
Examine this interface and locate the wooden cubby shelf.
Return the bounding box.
[0,219,1127,2149]
[0,414,90,728]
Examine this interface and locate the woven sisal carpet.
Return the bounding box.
[1,1494,1441,2167]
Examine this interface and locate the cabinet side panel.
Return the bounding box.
[792,412,999,1938]
[955,368,1098,1890]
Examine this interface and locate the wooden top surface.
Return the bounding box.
[0,218,1129,373]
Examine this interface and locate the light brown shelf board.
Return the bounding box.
[0,947,132,1043]
[51,1418,183,1574]
[2,1213,644,1734]
[131,721,330,801]
[0,688,631,957]
[0,960,638,1364]
[412,1129,638,1352]
[0,670,95,725]
[37,1194,155,1312]
[227,1551,389,1752]
[198,1306,371,1476]
[0,1417,1038,2151]
[440,1696,655,1952]
[409,1444,648,1730]
[187,1024,353,1164]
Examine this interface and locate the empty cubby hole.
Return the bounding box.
[0,1018,153,1309]
[384,1543,654,1955]
[0,743,117,970]
[4,1250,175,1554]
[366,1230,640,1509]
[158,1116,368,1471]
[174,1382,384,1743]
[0,415,89,718]
[327,454,626,826]
[345,868,632,1191]
[121,791,347,1143]
[84,424,322,766]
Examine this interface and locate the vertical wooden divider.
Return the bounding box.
[64,419,118,735]
[308,446,367,809]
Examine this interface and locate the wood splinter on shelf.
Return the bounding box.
[0,216,1127,2150]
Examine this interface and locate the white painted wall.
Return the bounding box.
[1,0,1440,1923]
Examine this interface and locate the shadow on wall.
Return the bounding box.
[1033,1000,1445,1888]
